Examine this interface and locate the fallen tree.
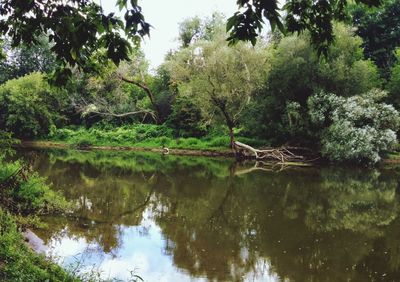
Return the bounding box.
[233,141,309,163]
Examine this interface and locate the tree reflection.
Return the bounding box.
[26,149,400,281]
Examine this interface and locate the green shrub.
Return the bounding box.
[388,48,400,109]
[0,73,68,139]
[168,97,207,137]
[207,136,230,148]
[0,159,69,215]
[308,89,400,163]
[12,173,69,214]
[74,138,93,149]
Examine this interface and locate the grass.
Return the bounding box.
[47,124,268,151]
[0,209,80,282]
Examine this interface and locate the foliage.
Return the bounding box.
[226,0,380,56]
[350,0,400,77]
[70,49,163,124]
[0,209,79,281]
[168,28,268,145]
[0,0,151,84]
[49,124,265,150]
[0,159,70,215]
[0,36,57,84]
[0,73,68,138]
[167,97,207,137]
[0,0,379,83]
[178,12,226,48]
[0,131,19,157]
[388,48,400,108]
[247,23,381,144]
[308,89,400,163]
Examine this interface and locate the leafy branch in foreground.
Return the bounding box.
[227,0,382,57]
[0,0,151,84]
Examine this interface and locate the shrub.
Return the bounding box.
[0,209,77,281]
[308,89,400,163]
[0,159,69,215]
[0,131,19,157]
[207,136,230,148]
[168,97,207,137]
[0,73,68,139]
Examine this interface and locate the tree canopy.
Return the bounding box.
[0,0,384,80]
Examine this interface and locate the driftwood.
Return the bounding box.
[233,141,306,163]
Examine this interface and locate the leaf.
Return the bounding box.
[226,15,238,32]
[70,49,77,60]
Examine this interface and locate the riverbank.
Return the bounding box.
[19,140,236,158]
[0,209,79,281]
[0,157,77,281]
[18,140,400,165]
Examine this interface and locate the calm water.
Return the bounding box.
[20,149,400,281]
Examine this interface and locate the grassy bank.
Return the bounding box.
[0,209,79,282]
[31,124,400,163]
[46,124,267,151]
[0,157,79,281]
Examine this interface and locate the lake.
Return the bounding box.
[20,149,400,281]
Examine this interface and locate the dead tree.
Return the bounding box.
[233,141,306,163]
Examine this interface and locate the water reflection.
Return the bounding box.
[21,149,400,281]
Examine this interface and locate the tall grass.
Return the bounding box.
[48,124,268,150]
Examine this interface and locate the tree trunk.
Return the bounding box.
[228,125,235,150]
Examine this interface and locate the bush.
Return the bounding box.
[0,159,69,215]
[308,89,400,163]
[0,73,67,139]
[0,131,19,157]
[168,97,207,137]
[0,209,77,282]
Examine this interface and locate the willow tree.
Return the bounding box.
[168,36,268,148]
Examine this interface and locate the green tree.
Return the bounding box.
[388,48,400,108]
[70,49,161,124]
[227,0,381,56]
[178,12,226,48]
[0,0,150,83]
[0,0,383,82]
[0,36,57,84]
[168,35,268,148]
[245,24,381,144]
[350,0,400,77]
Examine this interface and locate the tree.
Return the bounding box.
[0,36,57,84]
[116,50,162,123]
[227,0,381,56]
[69,49,163,124]
[168,35,268,148]
[350,0,400,77]
[178,12,226,48]
[0,0,150,83]
[244,23,381,145]
[388,48,400,108]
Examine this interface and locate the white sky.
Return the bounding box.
[100,0,238,70]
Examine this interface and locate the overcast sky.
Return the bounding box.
[100,0,238,70]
